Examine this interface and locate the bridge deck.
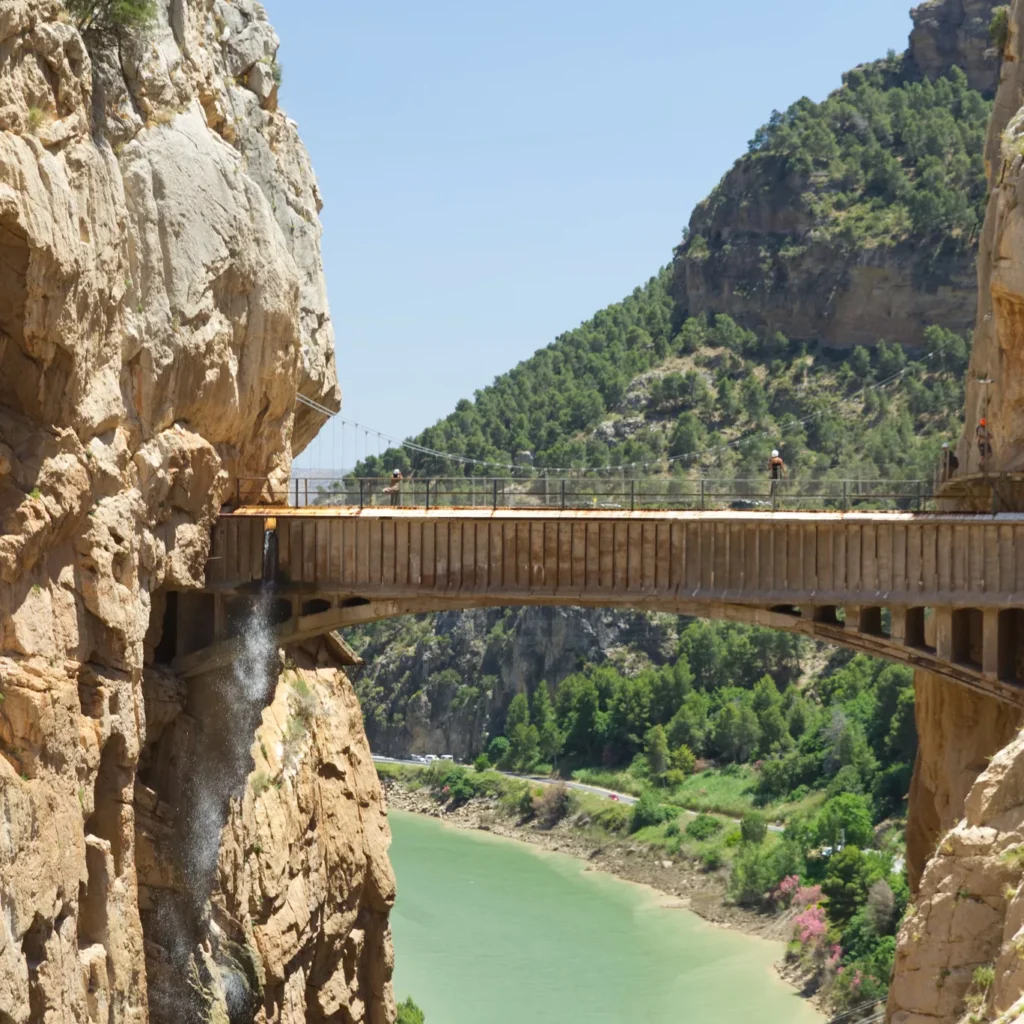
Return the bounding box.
[180,508,1024,704]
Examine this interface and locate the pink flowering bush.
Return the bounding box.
[793,884,822,908]
[793,905,827,945]
[771,875,801,908]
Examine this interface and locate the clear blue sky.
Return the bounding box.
[262,0,913,466]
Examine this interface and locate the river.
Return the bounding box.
[388,810,822,1024]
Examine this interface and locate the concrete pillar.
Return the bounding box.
[890,607,907,643]
[934,608,953,662]
[983,608,1000,679]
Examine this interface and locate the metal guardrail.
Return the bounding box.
[235,476,935,512]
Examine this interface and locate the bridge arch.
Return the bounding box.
[169,508,1024,707]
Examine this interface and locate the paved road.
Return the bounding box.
[372,755,786,831]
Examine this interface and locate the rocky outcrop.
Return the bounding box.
[909,0,1003,96]
[137,639,395,1024]
[355,606,680,759]
[905,671,1022,891]
[889,728,1024,1023]
[958,0,1024,475]
[0,3,392,1022]
[669,3,998,353]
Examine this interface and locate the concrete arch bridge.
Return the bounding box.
[163,505,1024,707]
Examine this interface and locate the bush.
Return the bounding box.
[815,793,874,850]
[729,840,804,907]
[665,818,681,838]
[532,783,573,827]
[991,5,1010,50]
[686,813,724,842]
[660,769,686,789]
[701,847,724,871]
[487,736,510,765]
[592,802,632,834]
[396,997,426,1024]
[740,811,768,845]
[473,753,490,772]
[65,0,156,31]
[630,790,669,833]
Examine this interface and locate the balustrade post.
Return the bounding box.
[359,478,364,510]
[630,479,635,512]
[493,478,498,511]
[561,479,566,510]
[842,480,849,512]
[700,478,705,511]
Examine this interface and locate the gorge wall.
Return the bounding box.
[889,2,1024,1021]
[0,2,394,1021]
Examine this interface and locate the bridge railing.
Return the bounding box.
[236,476,934,512]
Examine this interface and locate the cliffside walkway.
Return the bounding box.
[169,500,1024,707]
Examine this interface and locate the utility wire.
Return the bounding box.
[296,352,937,476]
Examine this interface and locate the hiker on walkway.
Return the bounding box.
[940,442,959,482]
[977,419,993,467]
[768,449,785,504]
[384,468,403,507]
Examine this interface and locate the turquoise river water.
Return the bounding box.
[388,810,822,1024]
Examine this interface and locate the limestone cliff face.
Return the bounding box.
[958,0,1024,474]
[0,3,392,1022]
[890,728,1024,1024]
[355,606,680,760]
[909,0,1003,96]
[670,1,999,353]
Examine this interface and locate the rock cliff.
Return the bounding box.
[354,606,680,759]
[891,1,1024,1020]
[0,2,393,1022]
[670,1,1000,353]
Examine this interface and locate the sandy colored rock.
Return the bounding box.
[0,2,384,1022]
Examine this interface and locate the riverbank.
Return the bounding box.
[382,775,798,941]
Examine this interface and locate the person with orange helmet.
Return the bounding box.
[977,418,993,465]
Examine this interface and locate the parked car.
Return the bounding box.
[440,755,454,762]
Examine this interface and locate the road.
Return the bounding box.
[372,755,784,831]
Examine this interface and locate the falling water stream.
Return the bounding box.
[149,529,280,1024]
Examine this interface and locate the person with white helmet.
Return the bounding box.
[768,448,786,506]
[385,467,404,506]
[940,442,959,482]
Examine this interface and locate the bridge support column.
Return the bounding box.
[846,605,884,637]
[934,608,954,663]
[983,609,1001,680]
[890,607,907,643]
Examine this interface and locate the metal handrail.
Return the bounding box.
[233,476,935,512]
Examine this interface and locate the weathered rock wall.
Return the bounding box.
[355,606,680,759]
[0,2,392,1022]
[958,0,1024,474]
[670,0,1000,353]
[892,2,1024,1020]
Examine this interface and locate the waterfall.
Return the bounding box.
[150,529,280,1024]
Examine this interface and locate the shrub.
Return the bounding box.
[729,840,804,907]
[686,813,724,842]
[660,769,686,789]
[592,802,632,834]
[991,5,1010,50]
[487,736,510,766]
[396,997,426,1024]
[740,811,768,845]
[865,878,897,935]
[670,743,696,775]
[64,0,157,31]
[793,904,827,946]
[473,753,490,772]
[815,793,874,850]
[532,783,573,827]
[701,847,724,871]
[665,819,681,838]
[250,771,271,798]
[630,790,669,833]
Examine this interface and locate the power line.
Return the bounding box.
[296,351,936,476]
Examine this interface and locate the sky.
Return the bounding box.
[262,0,915,468]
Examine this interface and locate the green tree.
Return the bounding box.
[531,684,563,764]
[740,811,768,845]
[669,743,696,775]
[486,736,510,766]
[65,0,156,30]
[815,793,874,850]
[396,997,426,1024]
[712,702,761,763]
[645,724,670,778]
[630,789,668,833]
[473,753,490,772]
[821,846,879,925]
[505,693,540,771]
